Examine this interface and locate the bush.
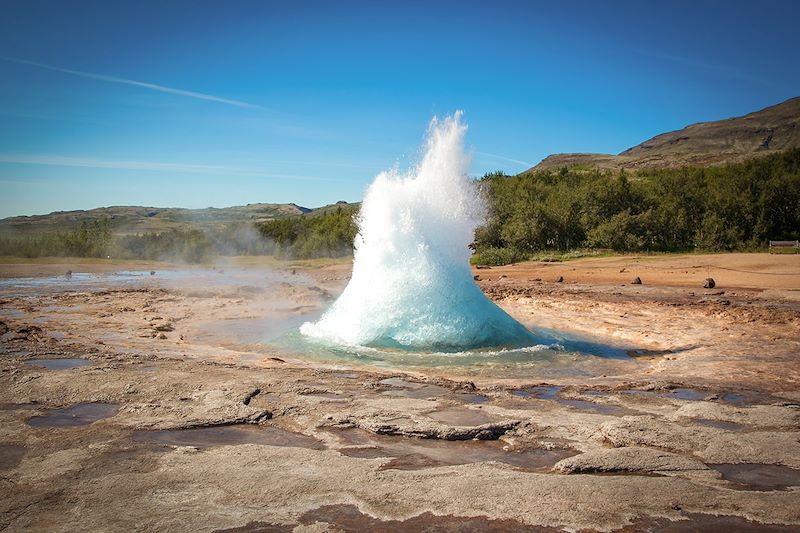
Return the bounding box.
[471,246,528,266]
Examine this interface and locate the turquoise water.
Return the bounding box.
[269,323,639,378]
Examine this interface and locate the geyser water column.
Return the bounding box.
[300,112,538,350]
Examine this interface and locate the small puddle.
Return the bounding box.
[332,428,576,472]
[624,387,772,407]
[629,513,800,532]
[669,388,708,401]
[382,384,450,399]
[454,392,489,404]
[510,386,639,416]
[711,463,800,491]
[426,407,495,426]
[27,402,118,427]
[0,444,27,470]
[217,504,561,533]
[558,398,640,416]
[25,358,93,370]
[380,378,487,403]
[512,386,561,400]
[379,377,417,388]
[305,392,348,401]
[134,425,324,450]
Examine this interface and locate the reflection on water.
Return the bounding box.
[134,425,324,450]
[27,402,118,427]
[711,463,800,491]
[25,358,92,369]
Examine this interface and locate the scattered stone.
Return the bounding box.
[157,333,167,340]
[554,276,564,283]
[703,277,716,289]
[174,445,198,453]
[153,323,174,332]
[631,276,642,285]
[243,388,261,406]
[9,325,44,341]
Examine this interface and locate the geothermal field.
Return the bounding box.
[2,117,800,532]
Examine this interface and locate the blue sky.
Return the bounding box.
[1,0,798,218]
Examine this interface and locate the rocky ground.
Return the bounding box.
[0,254,799,532]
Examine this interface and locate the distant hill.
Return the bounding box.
[0,202,322,236]
[530,96,800,171]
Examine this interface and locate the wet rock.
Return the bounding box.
[329,415,519,441]
[631,277,642,285]
[703,277,716,289]
[140,410,273,431]
[9,325,44,341]
[554,447,709,474]
[242,388,261,406]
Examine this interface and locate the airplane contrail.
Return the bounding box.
[2,56,264,110]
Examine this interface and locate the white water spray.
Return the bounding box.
[300,112,537,350]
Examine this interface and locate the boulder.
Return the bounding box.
[631,276,642,285]
[703,278,716,289]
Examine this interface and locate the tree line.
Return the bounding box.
[0,205,359,263]
[472,148,800,264]
[1,150,797,263]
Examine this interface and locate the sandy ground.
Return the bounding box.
[0,253,799,532]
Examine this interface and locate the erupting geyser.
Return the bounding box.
[300,112,538,350]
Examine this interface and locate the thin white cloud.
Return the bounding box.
[2,57,264,110]
[0,154,338,182]
[476,151,533,168]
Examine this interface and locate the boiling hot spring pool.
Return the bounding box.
[240,113,648,378]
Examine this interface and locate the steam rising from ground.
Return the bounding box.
[300,112,537,350]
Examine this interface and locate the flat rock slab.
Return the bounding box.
[554,446,708,474]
